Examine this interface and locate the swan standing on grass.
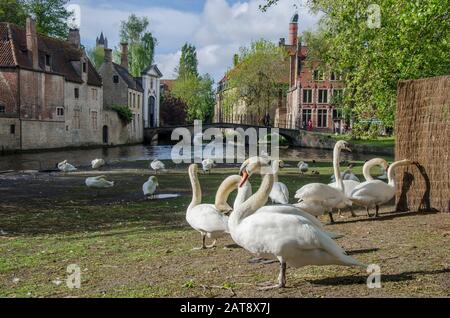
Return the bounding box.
[228,157,366,290]
[269,160,289,204]
[294,141,352,223]
[150,159,165,174]
[330,163,360,183]
[349,159,414,217]
[186,164,230,249]
[91,158,105,169]
[57,160,77,172]
[202,159,215,174]
[328,158,389,217]
[143,176,159,199]
[297,161,308,174]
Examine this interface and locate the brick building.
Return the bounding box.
[281,13,345,132]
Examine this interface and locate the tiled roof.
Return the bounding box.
[113,62,143,92]
[0,22,102,87]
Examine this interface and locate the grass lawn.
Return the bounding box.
[0,161,448,297]
[328,135,395,148]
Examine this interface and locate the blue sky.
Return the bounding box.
[69,0,319,81]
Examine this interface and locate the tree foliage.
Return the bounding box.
[87,46,104,70]
[0,0,73,39]
[177,43,199,79]
[111,105,133,124]
[119,14,157,77]
[263,0,450,132]
[224,39,289,120]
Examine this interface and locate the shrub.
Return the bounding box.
[111,105,133,124]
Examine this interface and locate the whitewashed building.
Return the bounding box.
[138,65,163,128]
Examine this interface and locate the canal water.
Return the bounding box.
[0,144,393,171]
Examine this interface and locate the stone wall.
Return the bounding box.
[0,118,20,151]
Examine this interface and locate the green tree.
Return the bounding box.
[87,46,104,70]
[261,0,450,132]
[26,0,73,38]
[0,0,27,27]
[224,39,288,121]
[177,43,198,79]
[172,73,215,123]
[119,14,157,77]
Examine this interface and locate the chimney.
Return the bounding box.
[288,13,299,47]
[68,28,80,48]
[120,43,129,70]
[26,17,39,70]
[104,48,112,64]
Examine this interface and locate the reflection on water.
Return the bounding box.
[148,194,181,200]
[0,144,392,171]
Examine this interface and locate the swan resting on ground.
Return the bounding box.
[229,156,366,289]
[150,159,165,174]
[58,160,77,172]
[269,160,289,204]
[85,175,114,188]
[91,158,105,169]
[185,164,230,249]
[143,176,159,198]
[294,140,352,223]
[350,159,414,217]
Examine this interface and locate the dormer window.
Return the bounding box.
[82,62,87,73]
[45,54,51,67]
[113,75,119,83]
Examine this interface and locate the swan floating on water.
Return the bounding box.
[228,156,366,289]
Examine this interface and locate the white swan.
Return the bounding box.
[269,160,289,204]
[297,161,309,174]
[349,159,414,217]
[202,158,215,174]
[85,175,114,188]
[330,164,360,183]
[91,158,105,169]
[58,160,77,172]
[229,157,366,289]
[150,159,165,174]
[294,140,352,223]
[186,164,229,249]
[143,176,159,198]
[328,158,389,217]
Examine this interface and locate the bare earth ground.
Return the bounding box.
[0,161,449,298]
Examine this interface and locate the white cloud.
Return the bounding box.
[73,0,319,81]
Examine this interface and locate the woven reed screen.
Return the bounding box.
[395,75,449,212]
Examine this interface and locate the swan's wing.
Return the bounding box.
[187,204,228,233]
[329,180,360,197]
[350,180,393,205]
[256,205,324,230]
[295,183,344,206]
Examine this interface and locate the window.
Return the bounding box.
[82,62,87,73]
[318,89,328,104]
[73,110,81,129]
[333,109,343,119]
[133,94,136,108]
[331,71,342,81]
[74,88,79,99]
[10,124,15,134]
[45,54,51,66]
[91,111,98,130]
[332,89,343,104]
[150,78,153,89]
[302,89,312,104]
[129,92,132,106]
[56,107,64,116]
[92,89,98,100]
[302,109,312,128]
[313,69,324,81]
[113,75,119,83]
[317,109,327,128]
[137,95,140,109]
[0,104,5,113]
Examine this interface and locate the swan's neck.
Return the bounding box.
[214,175,241,212]
[387,161,403,187]
[229,172,274,231]
[363,159,384,181]
[333,146,345,192]
[272,161,279,183]
[188,168,202,211]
